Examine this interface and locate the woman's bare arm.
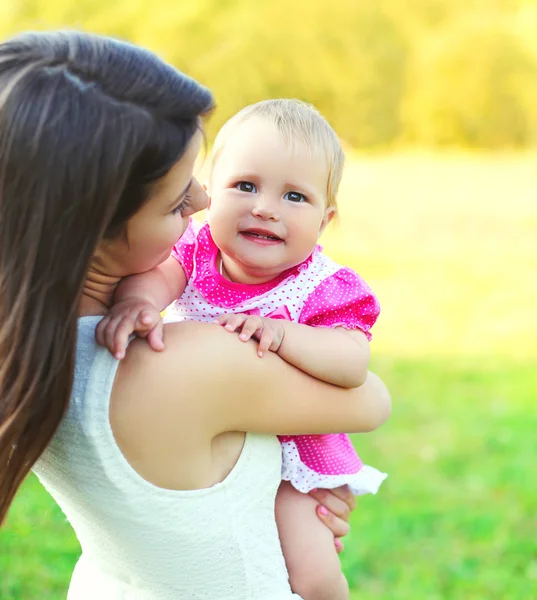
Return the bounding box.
[117,320,391,439]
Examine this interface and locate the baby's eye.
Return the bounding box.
[236,181,257,193]
[285,191,307,203]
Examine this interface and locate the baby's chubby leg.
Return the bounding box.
[276,481,349,600]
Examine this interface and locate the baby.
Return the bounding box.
[99,99,387,600]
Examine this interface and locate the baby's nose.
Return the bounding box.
[252,194,280,220]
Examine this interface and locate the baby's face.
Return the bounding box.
[207,117,334,281]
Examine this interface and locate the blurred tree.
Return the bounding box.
[1,0,536,149]
[402,20,537,148]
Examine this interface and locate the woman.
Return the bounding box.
[0,31,390,599]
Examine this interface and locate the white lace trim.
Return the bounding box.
[281,440,387,495]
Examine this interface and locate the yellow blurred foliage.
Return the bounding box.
[1,1,534,358]
[2,0,537,149]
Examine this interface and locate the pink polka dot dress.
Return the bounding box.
[167,220,387,495]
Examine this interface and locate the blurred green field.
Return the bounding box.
[1,153,536,599]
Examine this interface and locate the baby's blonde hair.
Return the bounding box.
[212,99,345,208]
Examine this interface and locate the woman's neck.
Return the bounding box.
[79,268,121,317]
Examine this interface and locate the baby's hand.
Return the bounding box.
[215,314,285,357]
[95,298,164,360]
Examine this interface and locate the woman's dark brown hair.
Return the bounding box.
[0,30,214,524]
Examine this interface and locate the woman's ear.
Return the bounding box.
[318,206,336,237]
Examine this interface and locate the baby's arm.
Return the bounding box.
[218,268,378,388]
[278,321,370,388]
[95,256,186,358]
[216,315,369,388]
[283,267,379,388]
[276,482,349,600]
[115,255,186,311]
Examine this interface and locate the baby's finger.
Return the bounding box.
[223,314,246,332]
[95,316,112,347]
[103,315,126,357]
[257,328,274,356]
[238,318,261,342]
[214,314,230,326]
[334,538,344,554]
[147,319,165,352]
[114,316,138,359]
[135,310,161,337]
[268,329,284,352]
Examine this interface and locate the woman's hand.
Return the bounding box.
[310,486,356,553]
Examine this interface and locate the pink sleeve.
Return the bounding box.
[298,268,380,340]
[171,218,200,280]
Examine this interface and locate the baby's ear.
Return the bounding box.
[319,206,336,237]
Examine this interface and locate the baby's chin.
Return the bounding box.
[241,259,304,279]
[233,258,287,279]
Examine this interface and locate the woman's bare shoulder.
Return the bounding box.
[111,320,246,427]
[114,320,232,398]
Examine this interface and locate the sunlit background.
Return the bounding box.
[0,1,536,598]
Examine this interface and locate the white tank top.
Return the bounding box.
[33,317,301,599]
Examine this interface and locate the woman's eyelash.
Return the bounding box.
[172,192,192,215]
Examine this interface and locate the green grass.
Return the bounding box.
[1,153,536,598]
[345,357,537,600]
[0,477,80,599]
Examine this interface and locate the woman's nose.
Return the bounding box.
[191,178,208,212]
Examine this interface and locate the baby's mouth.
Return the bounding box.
[239,228,284,243]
